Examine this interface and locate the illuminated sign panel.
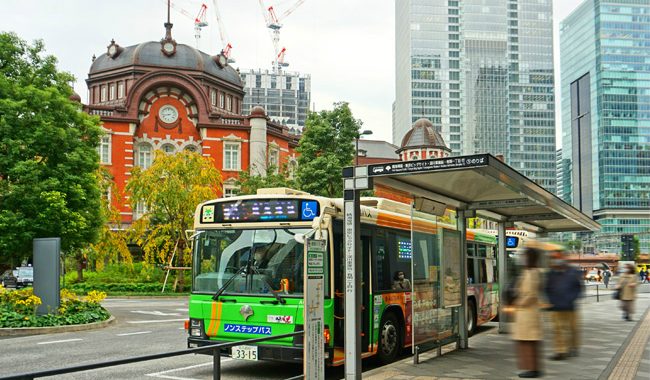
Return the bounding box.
[201,199,320,223]
[506,236,519,248]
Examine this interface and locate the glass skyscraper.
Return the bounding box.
[393,0,556,192]
[561,0,650,253]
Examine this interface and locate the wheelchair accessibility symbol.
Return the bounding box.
[301,201,318,220]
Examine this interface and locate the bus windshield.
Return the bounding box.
[192,228,321,297]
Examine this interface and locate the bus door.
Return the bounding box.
[361,232,372,352]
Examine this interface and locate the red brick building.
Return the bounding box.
[84,24,299,225]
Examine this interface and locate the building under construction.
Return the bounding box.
[241,69,310,133]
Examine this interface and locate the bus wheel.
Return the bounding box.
[378,312,401,364]
[467,299,477,336]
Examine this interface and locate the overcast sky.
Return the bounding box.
[4,0,584,145]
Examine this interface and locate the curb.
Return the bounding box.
[0,315,116,337]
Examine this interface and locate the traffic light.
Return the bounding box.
[621,234,634,261]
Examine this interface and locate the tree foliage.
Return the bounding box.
[235,165,296,196]
[295,102,361,197]
[89,168,133,273]
[126,151,220,290]
[0,32,104,265]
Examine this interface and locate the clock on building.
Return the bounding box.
[215,53,228,68]
[161,39,177,57]
[158,105,179,123]
[107,39,122,59]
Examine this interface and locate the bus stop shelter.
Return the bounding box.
[342,153,599,380]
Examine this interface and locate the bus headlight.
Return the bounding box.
[189,318,204,337]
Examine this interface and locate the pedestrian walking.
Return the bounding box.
[545,251,583,360]
[617,264,637,321]
[639,268,647,283]
[603,269,611,288]
[512,247,544,378]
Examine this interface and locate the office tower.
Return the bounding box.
[561,0,650,253]
[393,0,556,192]
[241,69,311,133]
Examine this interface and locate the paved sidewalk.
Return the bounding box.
[364,293,650,379]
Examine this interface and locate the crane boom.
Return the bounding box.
[258,0,307,72]
[211,0,234,60]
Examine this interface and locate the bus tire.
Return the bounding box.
[378,311,402,364]
[467,299,477,336]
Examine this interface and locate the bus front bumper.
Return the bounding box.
[188,337,333,364]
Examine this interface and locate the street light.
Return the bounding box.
[355,129,373,165]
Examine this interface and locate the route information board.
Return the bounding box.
[304,238,326,380]
[368,154,489,177]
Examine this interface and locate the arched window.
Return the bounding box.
[161,144,176,155]
[184,144,199,153]
[136,143,153,169]
[288,160,298,179]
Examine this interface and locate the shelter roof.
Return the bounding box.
[354,154,599,233]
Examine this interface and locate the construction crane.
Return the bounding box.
[258,0,306,72]
[164,0,209,49]
[211,0,234,62]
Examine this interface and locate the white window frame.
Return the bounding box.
[219,93,225,109]
[226,95,232,111]
[210,89,217,106]
[136,143,153,169]
[118,81,125,98]
[98,134,112,164]
[268,147,280,174]
[100,85,107,102]
[161,143,176,155]
[223,141,241,171]
[184,144,200,153]
[134,201,148,220]
[109,83,116,100]
[223,185,238,198]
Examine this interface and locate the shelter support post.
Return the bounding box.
[458,210,468,349]
[342,166,371,380]
[497,222,507,334]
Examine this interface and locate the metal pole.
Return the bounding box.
[458,210,468,348]
[497,222,507,333]
[344,188,361,380]
[355,138,359,166]
[213,348,220,380]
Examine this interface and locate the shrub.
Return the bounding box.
[0,286,110,328]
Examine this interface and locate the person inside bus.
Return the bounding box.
[512,247,544,378]
[392,271,411,290]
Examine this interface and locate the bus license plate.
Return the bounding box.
[232,345,258,361]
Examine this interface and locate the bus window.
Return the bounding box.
[374,237,391,291]
[467,257,476,284]
[476,258,487,283]
[467,243,476,257]
[477,245,487,258]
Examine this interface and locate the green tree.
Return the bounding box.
[89,168,133,274]
[126,151,220,291]
[0,32,104,265]
[295,102,361,197]
[235,165,296,195]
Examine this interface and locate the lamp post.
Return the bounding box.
[355,130,373,166]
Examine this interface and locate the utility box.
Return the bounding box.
[33,238,61,315]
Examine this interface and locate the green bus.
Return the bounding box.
[187,188,499,365]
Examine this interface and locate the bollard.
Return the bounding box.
[213,348,220,380]
[596,284,599,302]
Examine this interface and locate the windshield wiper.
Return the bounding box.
[212,264,247,301]
[250,266,286,305]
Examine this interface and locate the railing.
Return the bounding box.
[0,331,304,380]
[582,281,650,303]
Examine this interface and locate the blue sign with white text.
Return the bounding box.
[224,324,272,335]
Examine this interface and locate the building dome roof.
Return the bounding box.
[89,41,242,87]
[250,105,266,118]
[399,118,449,151]
[69,91,82,103]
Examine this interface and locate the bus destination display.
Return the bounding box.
[202,199,320,223]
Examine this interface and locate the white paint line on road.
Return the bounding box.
[178,327,186,330]
[131,310,181,316]
[175,308,188,312]
[37,338,83,345]
[146,361,232,380]
[127,318,187,324]
[116,331,152,336]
